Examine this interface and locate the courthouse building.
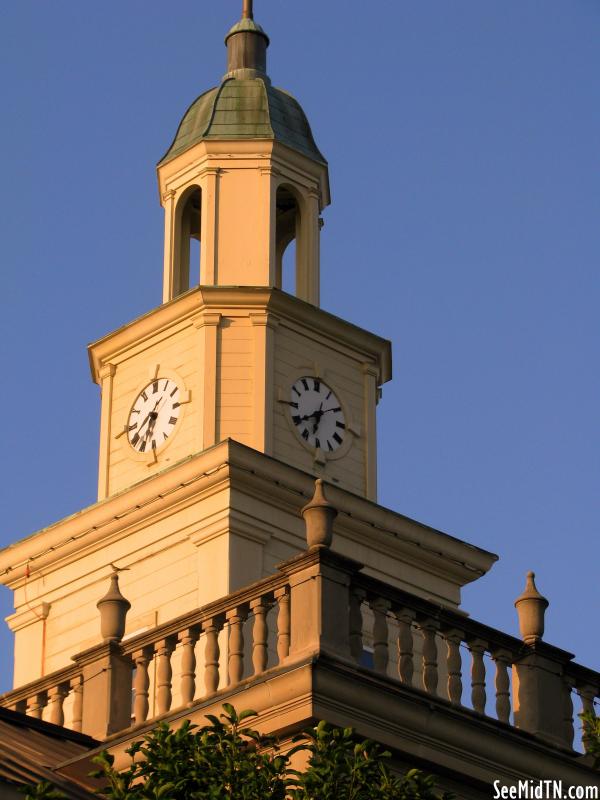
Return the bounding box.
[1,4,598,797]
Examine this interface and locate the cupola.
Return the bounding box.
[157,0,330,305]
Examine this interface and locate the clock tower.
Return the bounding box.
[1,9,597,793]
[90,1,391,504]
[1,3,492,690]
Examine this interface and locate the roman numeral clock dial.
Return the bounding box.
[289,377,346,453]
[127,379,181,453]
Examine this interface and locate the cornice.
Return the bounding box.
[156,138,330,209]
[88,286,392,386]
[0,442,234,584]
[6,602,50,632]
[0,440,496,599]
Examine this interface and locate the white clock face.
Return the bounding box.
[128,378,181,453]
[289,377,346,452]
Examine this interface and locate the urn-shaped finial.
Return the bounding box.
[301,479,337,550]
[97,569,131,643]
[514,571,549,645]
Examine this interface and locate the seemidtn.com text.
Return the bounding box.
[494,782,598,800]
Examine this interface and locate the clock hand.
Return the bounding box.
[300,404,324,423]
[312,403,324,433]
[320,406,342,415]
[135,401,160,439]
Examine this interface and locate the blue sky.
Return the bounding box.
[0,1,598,694]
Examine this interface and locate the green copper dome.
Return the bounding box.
[159,77,326,166]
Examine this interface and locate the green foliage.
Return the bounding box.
[22,705,449,800]
[288,721,450,800]
[90,704,288,800]
[581,711,600,770]
[20,782,66,799]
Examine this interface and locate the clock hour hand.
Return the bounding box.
[134,401,160,441]
[312,403,324,433]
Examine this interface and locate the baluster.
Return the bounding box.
[26,692,47,720]
[562,675,575,749]
[580,684,598,754]
[250,597,270,675]
[469,639,487,714]
[420,619,440,696]
[227,607,247,686]
[202,618,221,695]
[133,647,152,724]
[491,649,512,724]
[155,638,175,716]
[370,598,390,674]
[275,587,290,662]
[349,587,366,663]
[70,676,83,732]
[445,629,463,706]
[48,684,68,727]
[395,608,415,685]
[179,628,199,707]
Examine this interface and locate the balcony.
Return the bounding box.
[1,481,598,793]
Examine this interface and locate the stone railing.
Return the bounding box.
[349,570,599,752]
[0,569,291,739]
[1,480,598,754]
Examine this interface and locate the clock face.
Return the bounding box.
[128,378,181,453]
[289,377,346,452]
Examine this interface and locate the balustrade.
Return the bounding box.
[1,544,598,759]
[26,691,46,720]
[133,647,151,725]
[48,683,69,727]
[203,617,221,695]
[492,649,512,724]
[250,596,270,676]
[275,587,290,662]
[370,598,390,674]
[70,675,83,732]
[445,628,463,706]
[179,627,199,707]
[352,581,517,727]
[227,607,247,686]
[469,639,487,714]
[395,608,415,686]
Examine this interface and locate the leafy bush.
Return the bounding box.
[581,712,600,770]
[22,705,449,799]
[288,721,448,800]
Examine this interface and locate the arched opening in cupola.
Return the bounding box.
[174,186,202,297]
[275,185,301,295]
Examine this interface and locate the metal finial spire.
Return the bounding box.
[225,0,269,79]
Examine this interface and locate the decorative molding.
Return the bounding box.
[249,311,279,330]
[98,363,116,380]
[6,602,50,632]
[192,312,222,330]
[88,287,391,386]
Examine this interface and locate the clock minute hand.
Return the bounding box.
[312,403,324,434]
[135,400,160,438]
